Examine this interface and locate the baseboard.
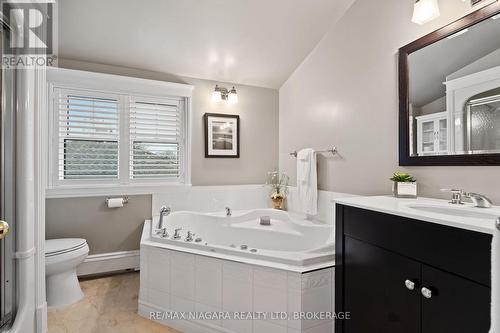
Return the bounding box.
[36,302,47,333]
[77,250,140,277]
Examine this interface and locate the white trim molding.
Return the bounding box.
[46,67,193,197]
[76,250,140,277]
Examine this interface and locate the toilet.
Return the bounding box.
[45,238,89,308]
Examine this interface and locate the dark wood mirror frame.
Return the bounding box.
[399,2,500,166]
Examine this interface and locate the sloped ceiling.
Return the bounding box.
[58,0,354,89]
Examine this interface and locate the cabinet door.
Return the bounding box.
[344,237,421,333]
[437,118,447,152]
[420,120,436,154]
[421,265,490,333]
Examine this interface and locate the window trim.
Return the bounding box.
[47,68,193,196]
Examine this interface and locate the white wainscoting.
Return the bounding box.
[77,250,140,276]
[151,185,271,216]
[152,184,356,225]
[139,244,334,333]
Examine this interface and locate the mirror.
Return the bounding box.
[399,2,500,165]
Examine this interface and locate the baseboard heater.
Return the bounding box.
[76,250,140,277]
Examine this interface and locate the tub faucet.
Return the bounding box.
[225,207,232,217]
[157,206,171,229]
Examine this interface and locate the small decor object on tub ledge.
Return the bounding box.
[266,171,289,210]
[390,172,417,198]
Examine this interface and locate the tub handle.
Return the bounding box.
[173,228,182,240]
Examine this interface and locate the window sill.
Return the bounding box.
[46,183,192,199]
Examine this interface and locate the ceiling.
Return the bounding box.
[57,0,354,89]
[409,15,500,107]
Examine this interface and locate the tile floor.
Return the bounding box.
[48,272,181,333]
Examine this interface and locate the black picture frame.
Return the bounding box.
[399,1,500,166]
[204,113,240,158]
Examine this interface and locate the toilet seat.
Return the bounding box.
[46,238,87,257]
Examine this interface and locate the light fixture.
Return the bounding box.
[412,0,440,25]
[212,85,238,104]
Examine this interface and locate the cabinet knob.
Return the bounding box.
[421,287,433,299]
[405,279,416,291]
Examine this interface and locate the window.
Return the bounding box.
[48,72,191,195]
[129,98,184,180]
[57,92,120,180]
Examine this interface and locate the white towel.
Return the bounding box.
[492,218,500,333]
[296,148,318,215]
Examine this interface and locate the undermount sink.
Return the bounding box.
[406,204,500,220]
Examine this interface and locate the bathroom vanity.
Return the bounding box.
[334,196,495,333]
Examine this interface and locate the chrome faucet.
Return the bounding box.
[173,228,182,240]
[225,207,232,217]
[441,189,493,208]
[157,206,171,229]
[466,193,493,208]
[441,189,464,205]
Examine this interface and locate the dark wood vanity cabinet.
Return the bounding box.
[335,204,492,333]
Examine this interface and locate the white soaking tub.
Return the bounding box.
[147,208,334,268]
[139,208,336,333]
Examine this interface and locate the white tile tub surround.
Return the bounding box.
[286,188,358,225]
[139,244,334,333]
[151,185,271,216]
[151,184,356,224]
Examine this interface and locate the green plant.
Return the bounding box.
[390,172,416,183]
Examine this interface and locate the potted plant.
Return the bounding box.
[390,172,417,198]
[266,171,289,209]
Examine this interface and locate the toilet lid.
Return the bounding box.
[46,238,87,257]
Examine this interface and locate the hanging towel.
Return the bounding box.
[296,148,318,215]
[492,218,500,333]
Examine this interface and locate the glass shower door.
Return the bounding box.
[0,22,17,330]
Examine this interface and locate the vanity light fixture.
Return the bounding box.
[212,85,238,104]
[412,0,440,25]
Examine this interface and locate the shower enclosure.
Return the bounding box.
[0,19,17,330]
[466,93,500,154]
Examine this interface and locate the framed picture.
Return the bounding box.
[204,113,240,158]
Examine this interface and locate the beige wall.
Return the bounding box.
[46,195,151,255]
[46,60,279,255]
[279,0,500,203]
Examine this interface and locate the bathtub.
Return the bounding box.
[146,208,334,269]
[139,208,336,333]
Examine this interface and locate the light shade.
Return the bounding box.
[228,87,238,104]
[412,0,440,25]
[212,89,222,102]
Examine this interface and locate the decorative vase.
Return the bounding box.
[271,197,284,210]
[393,181,417,198]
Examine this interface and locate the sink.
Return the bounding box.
[406,204,500,220]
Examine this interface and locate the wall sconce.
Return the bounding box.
[212,85,238,104]
[412,0,440,25]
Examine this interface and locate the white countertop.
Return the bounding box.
[333,196,498,235]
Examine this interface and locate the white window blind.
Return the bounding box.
[129,98,183,180]
[56,90,120,180]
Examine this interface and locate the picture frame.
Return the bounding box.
[204,113,240,158]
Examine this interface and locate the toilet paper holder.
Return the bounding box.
[105,196,129,205]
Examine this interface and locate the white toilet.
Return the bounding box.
[45,238,89,308]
